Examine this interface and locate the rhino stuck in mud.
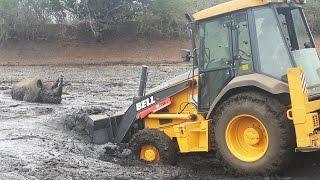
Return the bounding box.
[11,76,63,104]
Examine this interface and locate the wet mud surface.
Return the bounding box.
[1,65,320,179]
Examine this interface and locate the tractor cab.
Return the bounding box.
[88,0,320,176]
[188,0,320,111]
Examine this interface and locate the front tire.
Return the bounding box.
[129,129,178,165]
[212,91,295,176]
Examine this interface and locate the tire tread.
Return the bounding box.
[129,129,178,165]
[212,91,295,176]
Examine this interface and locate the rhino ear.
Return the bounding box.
[37,80,43,88]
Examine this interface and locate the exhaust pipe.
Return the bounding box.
[57,75,63,96]
[138,65,148,98]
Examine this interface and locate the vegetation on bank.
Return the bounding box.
[0,0,319,44]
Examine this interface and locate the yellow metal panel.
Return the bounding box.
[164,76,206,122]
[287,68,310,147]
[287,68,320,148]
[173,121,209,152]
[306,100,320,113]
[144,76,209,153]
[193,0,284,21]
[144,118,160,129]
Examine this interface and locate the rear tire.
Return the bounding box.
[212,91,295,176]
[129,129,178,165]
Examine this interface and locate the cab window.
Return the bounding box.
[277,7,314,50]
[254,7,292,79]
[233,12,254,75]
[199,16,231,71]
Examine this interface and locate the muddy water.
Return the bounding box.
[0,65,320,179]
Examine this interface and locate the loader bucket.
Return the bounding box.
[86,114,123,144]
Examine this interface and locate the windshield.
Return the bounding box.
[253,7,293,79]
[277,6,320,87]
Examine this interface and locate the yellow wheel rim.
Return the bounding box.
[226,114,269,162]
[140,145,160,162]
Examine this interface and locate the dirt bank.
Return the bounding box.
[1,35,320,66]
[0,39,190,66]
[1,65,320,179]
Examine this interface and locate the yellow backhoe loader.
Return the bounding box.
[87,0,320,176]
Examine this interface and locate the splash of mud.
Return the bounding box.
[59,107,227,179]
[63,106,107,133]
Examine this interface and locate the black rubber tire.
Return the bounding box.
[129,129,178,165]
[212,91,296,176]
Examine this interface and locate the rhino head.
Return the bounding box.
[37,76,63,104]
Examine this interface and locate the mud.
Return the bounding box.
[63,107,106,134]
[1,65,320,179]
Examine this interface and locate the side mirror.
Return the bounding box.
[181,49,191,62]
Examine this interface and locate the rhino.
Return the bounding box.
[11,76,63,104]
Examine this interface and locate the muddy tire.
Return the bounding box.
[129,129,178,165]
[212,91,295,176]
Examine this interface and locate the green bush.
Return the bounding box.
[0,0,319,43]
[304,0,320,33]
[135,0,194,37]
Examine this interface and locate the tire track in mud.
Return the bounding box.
[0,65,320,179]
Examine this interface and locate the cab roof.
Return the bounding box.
[193,0,288,21]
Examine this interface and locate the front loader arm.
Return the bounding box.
[88,79,194,144]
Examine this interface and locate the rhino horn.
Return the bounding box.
[54,76,63,96]
[51,79,60,89]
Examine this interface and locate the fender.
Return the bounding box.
[206,73,289,119]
